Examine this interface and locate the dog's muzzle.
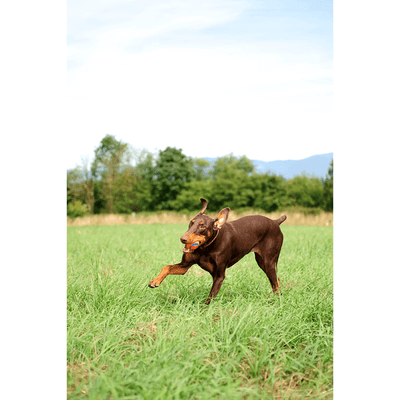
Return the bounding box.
[182,241,200,253]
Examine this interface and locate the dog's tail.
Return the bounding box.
[275,215,287,225]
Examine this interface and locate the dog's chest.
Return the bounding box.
[197,256,215,274]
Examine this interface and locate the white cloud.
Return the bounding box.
[68,0,248,47]
[67,0,332,168]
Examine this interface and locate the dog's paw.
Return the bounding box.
[148,281,159,288]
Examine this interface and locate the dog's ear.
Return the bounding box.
[198,198,208,215]
[214,207,230,230]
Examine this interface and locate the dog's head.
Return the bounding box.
[180,198,230,253]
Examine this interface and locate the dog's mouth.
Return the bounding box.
[182,241,201,253]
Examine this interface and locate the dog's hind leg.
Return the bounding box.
[254,251,281,294]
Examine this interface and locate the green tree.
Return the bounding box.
[208,155,256,211]
[171,180,212,212]
[91,134,131,213]
[91,135,131,178]
[323,160,333,212]
[67,200,89,218]
[67,167,84,206]
[251,173,288,212]
[132,149,155,212]
[150,147,193,210]
[210,154,254,178]
[133,149,155,181]
[286,174,324,209]
[67,164,93,217]
[112,166,142,213]
[191,158,211,181]
[93,180,106,214]
[169,157,213,212]
[79,157,95,214]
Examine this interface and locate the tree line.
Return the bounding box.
[67,134,333,218]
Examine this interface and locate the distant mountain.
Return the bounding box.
[203,153,333,180]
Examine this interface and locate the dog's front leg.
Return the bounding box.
[148,254,197,288]
[205,272,226,304]
[148,264,190,288]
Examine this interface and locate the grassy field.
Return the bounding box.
[67,223,333,399]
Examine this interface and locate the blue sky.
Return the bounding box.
[67,0,333,169]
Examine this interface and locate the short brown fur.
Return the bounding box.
[149,198,286,304]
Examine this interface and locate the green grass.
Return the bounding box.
[67,224,333,399]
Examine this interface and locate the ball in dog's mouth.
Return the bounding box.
[182,241,200,253]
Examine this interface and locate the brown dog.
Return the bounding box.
[149,198,286,304]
